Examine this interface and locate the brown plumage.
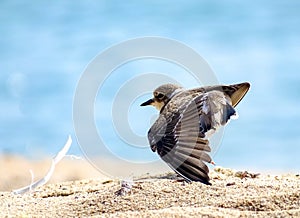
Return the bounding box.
[141,82,250,185]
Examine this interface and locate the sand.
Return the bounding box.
[0,156,300,217]
[0,155,103,192]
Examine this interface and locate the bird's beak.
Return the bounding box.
[140,98,154,106]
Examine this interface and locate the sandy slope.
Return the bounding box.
[1,167,299,217]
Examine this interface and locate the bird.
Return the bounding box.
[140,82,250,185]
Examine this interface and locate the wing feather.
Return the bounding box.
[148,88,238,184]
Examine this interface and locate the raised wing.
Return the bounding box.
[148,90,237,184]
[203,82,250,107]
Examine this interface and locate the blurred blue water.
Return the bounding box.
[1,1,300,172]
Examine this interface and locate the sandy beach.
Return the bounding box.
[1,156,300,217]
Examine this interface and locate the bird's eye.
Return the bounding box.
[156,93,164,99]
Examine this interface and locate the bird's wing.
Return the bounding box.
[148,90,236,184]
[201,82,250,107]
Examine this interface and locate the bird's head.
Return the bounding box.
[140,84,183,111]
